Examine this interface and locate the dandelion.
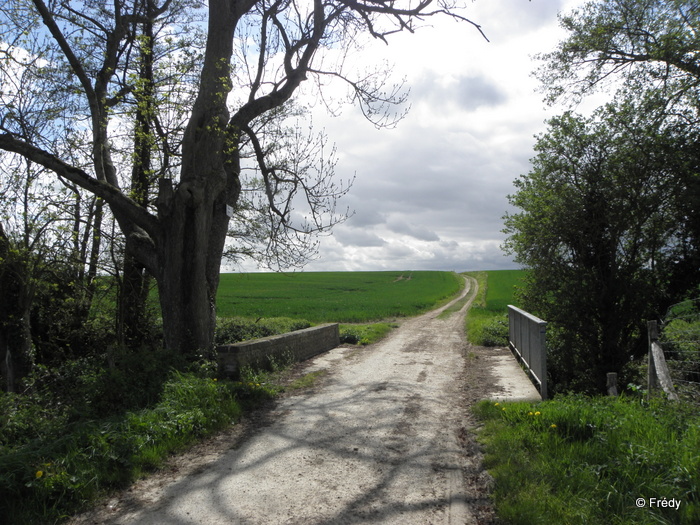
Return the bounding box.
[550,424,557,429]
[494,402,500,407]
[36,471,43,479]
[534,411,541,416]
[528,411,534,416]
[502,407,506,411]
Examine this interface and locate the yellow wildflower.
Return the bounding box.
[36,471,43,479]
[550,424,557,429]
[534,411,541,416]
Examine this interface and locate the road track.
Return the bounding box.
[73,277,522,524]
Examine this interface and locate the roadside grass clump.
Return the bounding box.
[339,323,397,345]
[287,369,328,390]
[464,270,524,346]
[0,371,243,524]
[474,395,700,524]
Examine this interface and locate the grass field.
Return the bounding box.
[215,271,464,322]
[464,269,525,346]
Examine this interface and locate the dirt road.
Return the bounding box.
[73,277,533,524]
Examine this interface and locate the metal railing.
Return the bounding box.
[508,305,548,399]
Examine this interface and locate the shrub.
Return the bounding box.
[215,316,311,345]
[339,323,396,345]
[481,315,509,347]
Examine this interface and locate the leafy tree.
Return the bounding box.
[0,0,486,356]
[536,0,700,280]
[536,0,700,108]
[503,99,696,394]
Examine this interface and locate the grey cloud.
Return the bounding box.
[478,0,568,38]
[386,216,440,242]
[412,73,507,112]
[333,226,386,247]
[454,76,508,111]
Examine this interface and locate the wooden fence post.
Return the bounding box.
[607,372,618,396]
[647,320,658,395]
[646,319,680,402]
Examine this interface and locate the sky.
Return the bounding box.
[236,0,591,274]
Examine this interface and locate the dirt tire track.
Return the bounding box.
[71,276,501,525]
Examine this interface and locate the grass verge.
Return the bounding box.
[474,395,700,524]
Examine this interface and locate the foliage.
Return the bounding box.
[480,316,509,347]
[215,271,463,323]
[0,0,485,355]
[661,293,700,403]
[502,99,696,394]
[0,371,242,524]
[215,316,312,345]
[474,395,700,524]
[535,0,700,302]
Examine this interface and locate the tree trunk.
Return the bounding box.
[117,254,151,347]
[152,0,243,356]
[156,181,230,356]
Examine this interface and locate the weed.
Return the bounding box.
[0,372,242,524]
[288,370,328,390]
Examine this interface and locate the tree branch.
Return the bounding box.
[0,133,161,246]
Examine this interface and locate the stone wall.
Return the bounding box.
[217,323,340,378]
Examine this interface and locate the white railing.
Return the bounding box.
[508,305,548,399]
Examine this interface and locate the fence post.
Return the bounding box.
[607,372,618,396]
[647,319,680,402]
[647,320,658,395]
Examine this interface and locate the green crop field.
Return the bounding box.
[483,269,526,312]
[215,271,463,322]
[464,269,526,346]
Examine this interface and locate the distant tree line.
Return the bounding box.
[503,0,700,394]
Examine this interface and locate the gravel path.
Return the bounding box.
[73,277,531,525]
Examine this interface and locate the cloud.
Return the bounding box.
[413,73,508,112]
[333,226,386,247]
[386,216,441,242]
